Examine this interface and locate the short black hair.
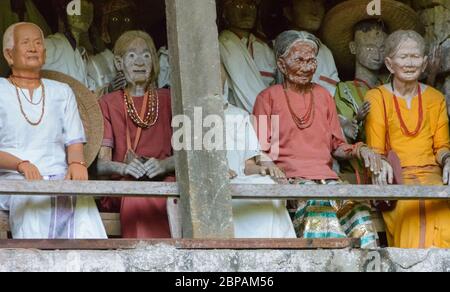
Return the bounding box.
[353,19,388,36]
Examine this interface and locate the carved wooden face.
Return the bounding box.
[351,27,387,71]
[4,24,46,71]
[223,0,258,31]
[385,39,427,83]
[116,38,153,86]
[67,0,94,33]
[291,0,325,32]
[277,42,318,86]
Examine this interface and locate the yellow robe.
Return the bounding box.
[365,85,450,248]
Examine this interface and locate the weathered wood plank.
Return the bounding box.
[0,181,449,200]
[229,184,450,200]
[0,211,8,239]
[0,238,356,250]
[0,181,178,197]
[166,0,234,238]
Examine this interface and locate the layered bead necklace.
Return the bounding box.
[283,85,315,130]
[9,76,46,126]
[391,80,423,137]
[123,86,159,128]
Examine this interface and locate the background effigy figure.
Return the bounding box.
[0,0,51,77]
[219,0,277,113]
[322,0,423,184]
[414,0,450,115]
[281,0,340,96]
[366,30,450,248]
[100,0,171,91]
[0,22,106,239]
[253,30,386,248]
[43,0,115,93]
[100,0,137,50]
[96,31,176,239]
[323,0,423,144]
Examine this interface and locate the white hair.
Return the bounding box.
[275,30,320,59]
[3,22,45,54]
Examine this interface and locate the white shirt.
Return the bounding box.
[225,104,260,176]
[0,78,105,239]
[44,33,115,92]
[220,30,276,113]
[224,104,296,239]
[0,78,86,176]
[43,33,88,87]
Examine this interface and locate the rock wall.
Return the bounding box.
[0,244,449,272]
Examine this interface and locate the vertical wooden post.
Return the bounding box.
[165,0,234,238]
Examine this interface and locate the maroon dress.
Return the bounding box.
[99,89,174,238]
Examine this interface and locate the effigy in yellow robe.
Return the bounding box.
[365,85,450,249]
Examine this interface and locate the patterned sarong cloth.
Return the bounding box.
[292,179,378,249]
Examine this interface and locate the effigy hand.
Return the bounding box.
[17,161,43,181]
[341,117,359,141]
[111,71,127,92]
[442,157,450,185]
[358,146,382,175]
[372,159,394,185]
[144,158,168,179]
[228,169,238,180]
[259,165,286,179]
[65,163,88,181]
[121,158,147,179]
[356,101,371,123]
[426,43,443,86]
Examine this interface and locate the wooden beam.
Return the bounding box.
[0,181,448,200]
[229,184,450,200]
[165,0,234,238]
[0,181,178,197]
[0,239,356,250]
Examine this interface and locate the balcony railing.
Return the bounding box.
[0,181,448,250]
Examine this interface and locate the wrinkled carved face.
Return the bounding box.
[385,39,427,83]
[4,24,46,71]
[116,38,153,85]
[67,0,94,33]
[352,28,387,71]
[107,8,136,45]
[223,0,258,31]
[278,42,318,86]
[291,0,325,32]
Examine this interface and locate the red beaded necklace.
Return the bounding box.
[283,86,315,130]
[391,81,423,137]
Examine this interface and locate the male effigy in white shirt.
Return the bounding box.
[219,0,276,113]
[0,22,106,239]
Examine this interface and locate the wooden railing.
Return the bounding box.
[0,181,448,249]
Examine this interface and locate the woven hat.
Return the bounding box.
[41,70,104,167]
[322,0,424,70]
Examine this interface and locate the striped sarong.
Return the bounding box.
[292,179,378,249]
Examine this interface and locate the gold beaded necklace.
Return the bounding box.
[123,86,159,129]
[9,77,46,126]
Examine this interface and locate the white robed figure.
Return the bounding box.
[224,89,295,238]
[0,22,106,239]
[219,0,277,113]
[220,31,276,113]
